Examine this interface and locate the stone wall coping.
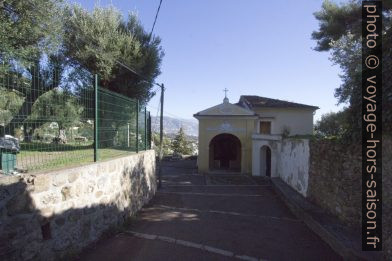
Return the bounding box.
[0,150,155,183]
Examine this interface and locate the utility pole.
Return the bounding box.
[158,84,165,188]
[136,100,139,153]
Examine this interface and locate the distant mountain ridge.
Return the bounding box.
[151,116,198,137]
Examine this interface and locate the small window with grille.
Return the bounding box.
[259,121,271,134]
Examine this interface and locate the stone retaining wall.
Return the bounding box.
[0,150,156,260]
[308,136,391,257]
[308,140,362,227]
[278,135,391,257]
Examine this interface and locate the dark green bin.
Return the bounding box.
[0,149,17,175]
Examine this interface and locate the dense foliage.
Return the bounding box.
[63,5,164,103]
[171,128,193,155]
[312,0,391,140]
[0,1,163,141]
[152,132,172,156]
[0,87,24,126]
[314,110,348,138]
[0,0,63,64]
[28,88,82,136]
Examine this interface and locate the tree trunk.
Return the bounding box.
[58,128,67,144]
[23,123,33,142]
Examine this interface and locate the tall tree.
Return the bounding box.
[171,128,192,155]
[312,0,392,140]
[62,5,164,103]
[0,0,64,137]
[1,55,65,138]
[28,88,82,139]
[0,88,24,127]
[62,5,164,147]
[0,0,63,65]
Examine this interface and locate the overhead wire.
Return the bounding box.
[16,0,170,130]
[149,0,163,39]
[22,0,164,88]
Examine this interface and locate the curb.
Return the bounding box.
[271,178,381,261]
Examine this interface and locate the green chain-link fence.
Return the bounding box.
[97,86,151,160]
[0,64,151,175]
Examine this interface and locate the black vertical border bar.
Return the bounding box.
[362,0,382,251]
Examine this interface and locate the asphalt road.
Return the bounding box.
[76,160,341,261]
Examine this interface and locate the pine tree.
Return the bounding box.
[312,0,392,139]
[171,128,192,155]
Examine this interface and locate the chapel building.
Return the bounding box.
[193,95,318,176]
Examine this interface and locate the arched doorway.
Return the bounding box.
[260,145,271,177]
[209,133,241,172]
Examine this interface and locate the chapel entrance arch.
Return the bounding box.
[209,133,241,172]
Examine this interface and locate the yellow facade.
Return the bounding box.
[194,96,317,176]
[197,118,256,174]
[194,98,257,175]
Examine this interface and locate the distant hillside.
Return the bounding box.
[151,116,198,137]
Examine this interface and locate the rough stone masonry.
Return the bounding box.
[0,150,156,260]
[308,135,391,257]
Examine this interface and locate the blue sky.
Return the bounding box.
[72,0,345,121]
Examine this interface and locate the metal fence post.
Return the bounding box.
[136,100,139,153]
[127,123,130,148]
[144,107,147,150]
[94,74,99,162]
[148,111,151,149]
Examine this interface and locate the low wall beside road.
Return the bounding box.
[0,150,156,260]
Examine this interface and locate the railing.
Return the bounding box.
[0,64,151,174]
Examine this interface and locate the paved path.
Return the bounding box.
[76,160,341,261]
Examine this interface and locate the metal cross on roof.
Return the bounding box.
[223,88,228,98]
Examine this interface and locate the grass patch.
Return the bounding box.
[16,142,138,173]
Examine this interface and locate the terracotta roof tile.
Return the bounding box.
[237,95,319,110]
